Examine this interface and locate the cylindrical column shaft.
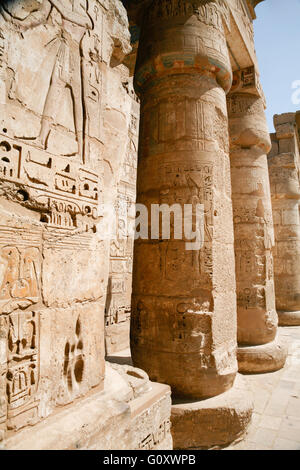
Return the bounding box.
[131,0,238,400]
[228,92,287,372]
[269,136,300,325]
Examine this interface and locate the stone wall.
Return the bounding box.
[104,67,139,355]
[0,0,137,440]
[268,112,300,326]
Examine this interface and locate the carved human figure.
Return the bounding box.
[0,1,93,161]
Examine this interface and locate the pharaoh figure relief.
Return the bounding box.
[0,0,105,233]
[0,0,95,162]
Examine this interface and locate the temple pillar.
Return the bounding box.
[227,91,288,373]
[268,114,300,326]
[131,0,253,449]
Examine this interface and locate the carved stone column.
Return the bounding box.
[131,0,253,449]
[268,113,300,326]
[227,91,287,373]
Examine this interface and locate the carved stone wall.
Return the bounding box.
[268,112,300,326]
[0,0,136,439]
[104,69,139,355]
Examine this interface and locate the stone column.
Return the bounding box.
[268,114,300,326]
[131,0,253,449]
[227,91,287,373]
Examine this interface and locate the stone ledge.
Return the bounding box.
[171,374,253,450]
[238,335,288,374]
[1,365,172,450]
[278,311,300,327]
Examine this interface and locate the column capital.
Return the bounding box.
[133,0,233,95]
[227,92,271,152]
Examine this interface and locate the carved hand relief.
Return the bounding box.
[63,317,84,396]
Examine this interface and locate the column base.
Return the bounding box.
[278,310,300,326]
[237,335,288,374]
[171,374,253,450]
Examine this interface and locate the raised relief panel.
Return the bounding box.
[0,222,42,433]
[0,246,41,315]
[231,66,266,104]
[6,311,40,430]
[160,161,213,240]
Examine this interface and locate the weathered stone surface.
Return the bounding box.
[0,0,168,449]
[1,363,172,450]
[227,90,287,373]
[131,0,238,401]
[130,0,254,451]
[237,335,288,374]
[0,0,278,451]
[268,113,300,327]
[171,374,253,450]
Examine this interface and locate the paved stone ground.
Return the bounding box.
[108,326,300,450]
[226,326,300,450]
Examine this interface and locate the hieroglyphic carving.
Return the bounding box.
[160,161,213,242]
[0,0,111,435]
[139,419,171,450]
[145,0,230,30]
[195,0,230,31]
[0,222,42,431]
[237,287,266,310]
[0,133,101,232]
[0,246,41,315]
[6,310,40,430]
[230,66,266,104]
[105,97,139,344]
[227,90,264,115]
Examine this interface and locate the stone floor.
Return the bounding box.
[108,326,300,451]
[226,326,300,450]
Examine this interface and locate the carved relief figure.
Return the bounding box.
[0,247,41,315]
[0,1,93,161]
